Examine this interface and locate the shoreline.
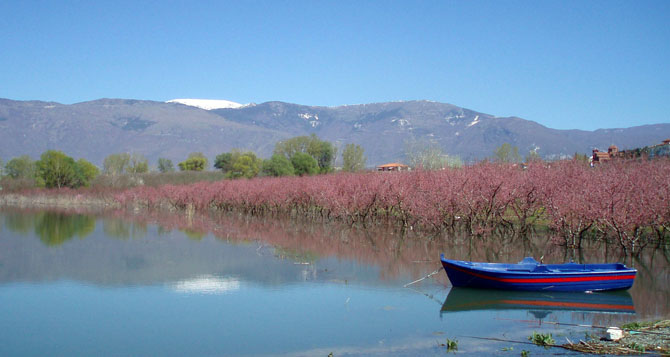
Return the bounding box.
[0,193,120,209]
[562,320,670,355]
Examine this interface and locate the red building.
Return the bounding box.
[592,139,670,163]
[376,163,409,172]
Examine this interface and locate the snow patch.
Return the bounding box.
[167,98,246,110]
[299,113,320,127]
[444,112,465,121]
[299,113,319,120]
[467,115,480,127]
[391,118,410,127]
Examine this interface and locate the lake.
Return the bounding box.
[1,208,668,356]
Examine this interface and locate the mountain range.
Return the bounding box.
[1,97,668,167]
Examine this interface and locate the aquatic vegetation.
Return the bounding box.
[528,332,554,347]
[439,338,458,353]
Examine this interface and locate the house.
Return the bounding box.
[592,140,670,163]
[376,163,409,172]
[592,149,612,163]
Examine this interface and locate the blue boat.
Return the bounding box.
[440,254,636,292]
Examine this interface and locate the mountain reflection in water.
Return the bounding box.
[171,275,241,294]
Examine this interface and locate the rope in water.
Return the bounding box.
[403,267,444,288]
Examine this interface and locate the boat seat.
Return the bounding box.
[507,265,551,273]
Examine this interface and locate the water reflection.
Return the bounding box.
[441,288,635,316]
[103,217,147,240]
[4,210,33,233]
[171,275,241,294]
[1,207,669,320]
[5,210,95,246]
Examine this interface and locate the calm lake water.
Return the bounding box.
[1,208,668,356]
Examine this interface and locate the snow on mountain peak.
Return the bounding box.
[167,98,245,110]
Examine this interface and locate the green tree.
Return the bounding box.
[178,157,207,171]
[274,136,312,159]
[75,158,99,187]
[187,152,209,169]
[103,153,130,175]
[274,134,336,174]
[261,154,295,177]
[214,152,234,173]
[5,155,36,179]
[0,156,3,177]
[127,153,149,174]
[226,151,261,179]
[157,158,175,173]
[310,139,337,174]
[342,143,367,172]
[36,150,78,188]
[291,152,319,176]
[493,143,522,163]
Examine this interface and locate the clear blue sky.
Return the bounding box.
[1,0,668,130]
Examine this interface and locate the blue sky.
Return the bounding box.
[1,0,668,130]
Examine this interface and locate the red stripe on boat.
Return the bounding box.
[448,264,635,284]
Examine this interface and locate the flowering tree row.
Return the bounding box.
[114,159,670,254]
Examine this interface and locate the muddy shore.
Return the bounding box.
[562,320,670,355]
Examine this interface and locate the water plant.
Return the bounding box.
[528,332,554,347]
[622,320,660,330]
[627,342,645,352]
[443,338,458,352]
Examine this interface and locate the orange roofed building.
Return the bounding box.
[592,139,670,163]
[592,145,620,163]
[376,163,410,172]
[592,149,612,163]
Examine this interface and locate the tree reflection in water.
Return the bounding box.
[1,206,668,319]
[4,210,34,234]
[110,209,670,321]
[5,210,95,246]
[102,217,147,240]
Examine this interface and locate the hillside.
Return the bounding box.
[1,98,669,167]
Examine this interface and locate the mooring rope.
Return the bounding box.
[403,267,444,288]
